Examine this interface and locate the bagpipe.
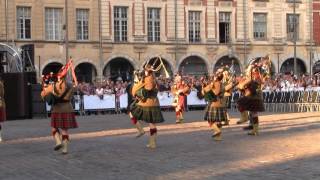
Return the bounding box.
[41,58,78,105]
[131,56,170,102]
[237,55,272,94]
[200,75,220,102]
[246,55,272,82]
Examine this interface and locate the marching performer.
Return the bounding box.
[221,68,234,126]
[128,70,145,138]
[171,75,190,123]
[0,77,6,142]
[41,59,78,154]
[237,56,270,135]
[202,70,227,141]
[130,59,165,149]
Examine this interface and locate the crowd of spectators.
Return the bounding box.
[263,73,320,91]
[75,72,320,97]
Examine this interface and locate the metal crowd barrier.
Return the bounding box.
[230,89,320,113]
[46,89,320,115]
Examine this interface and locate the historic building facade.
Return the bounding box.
[0,0,319,82]
[0,0,100,82]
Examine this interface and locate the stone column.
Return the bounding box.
[206,0,216,42]
[133,0,145,42]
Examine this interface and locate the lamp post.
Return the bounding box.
[98,0,103,81]
[243,0,248,66]
[65,0,69,63]
[293,0,297,76]
[309,0,314,76]
[174,0,178,72]
[276,52,282,74]
[5,0,8,43]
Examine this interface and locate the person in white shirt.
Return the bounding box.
[96,85,104,100]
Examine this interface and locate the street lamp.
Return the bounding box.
[310,47,314,75]
[228,46,234,58]
[64,0,69,63]
[293,0,297,76]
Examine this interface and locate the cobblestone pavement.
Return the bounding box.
[0,111,320,180]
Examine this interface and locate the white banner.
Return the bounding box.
[83,95,116,110]
[158,91,174,107]
[187,90,206,106]
[119,93,128,108]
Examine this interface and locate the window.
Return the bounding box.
[17,7,31,39]
[219,12,231,43]
[114,7,128,42]
[189,11,201,43]
[45,8,63,40]
[147,8,160,42]
[76,9,89,40]
[253,13,267,40]
[287,14,299,41]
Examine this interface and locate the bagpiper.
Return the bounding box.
[237,56,271,135]
[41,59,78,154]
[221,67,234,126]
[128,70,145,138]
[171,74,190,123]
[130,58,165,149]
[0,77,6,142]
[236,75,250,128]
[202,70,228,141]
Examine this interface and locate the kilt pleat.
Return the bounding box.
[0,107,6,122]
[222,96,231,109]
[51,112,78,129]
[131,105,164,124]
[204,103,227,123]
[177,95,186,111]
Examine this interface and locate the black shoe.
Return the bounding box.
[243,125,253,131]
[248,132,258,136]
[211,132,221,138]
[237,121,246,125]
[54,144,63,151]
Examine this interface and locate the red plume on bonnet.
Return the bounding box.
[57,60,73,78]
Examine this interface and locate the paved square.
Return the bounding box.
[1,111,320,180]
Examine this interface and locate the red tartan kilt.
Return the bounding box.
[51,112,78,129]
[178,95,185,111]
[0,107,6,122]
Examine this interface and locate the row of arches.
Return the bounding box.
[42,55,314,82]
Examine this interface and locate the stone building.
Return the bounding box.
[0,0,319,82]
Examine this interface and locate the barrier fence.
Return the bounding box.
[46,89,320,115]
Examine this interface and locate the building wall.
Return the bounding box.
[314,0,320,45]
[101,0,315,75]
[0,0,318,82]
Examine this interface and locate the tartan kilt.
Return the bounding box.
[127,99,138,112]
[204,103,227,123]
[0,107,6,122]
[221,96,231,109]
[237,95,265,112]
[131,104,164,124]
[176,95,186,111]
[51,112,78,129]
